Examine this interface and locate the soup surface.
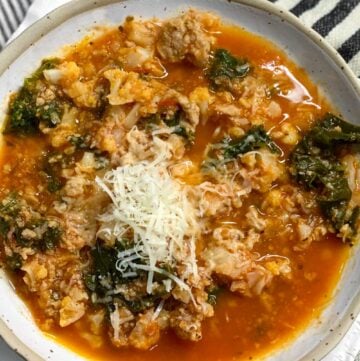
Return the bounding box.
[0,9,359,361]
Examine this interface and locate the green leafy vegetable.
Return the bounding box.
[12,221,62,251]
[37,100,63,128]
[47,176,63,193]
[93,154,110,170]
[0,217,9,237]
[85,240,169,315]
[13,226,31,247]
[5,58,64,134]
[24,58,60,86]
[125,294,166,314]
[68,134,92,150]
[68,132,108,156]
[85,240,140,297]
[7,87,39,134]
[206,285,221,306]
[42,155,64,193]
[207,49,250,90]
[308,114,360,146]
[40,226,61,251]
[222,125,280,159]
[6,253,22,271]
[0,193,20,217]
[290,113,360,238]
[68,134,110,170]
[0,192,62,251]
[94,79,110,118]
[138,113,160,132]
[349,206,360,233]
[162,109,183,127]
[203,125,279,172]
[140,108,194,143]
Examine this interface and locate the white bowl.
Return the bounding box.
[0,1,359,360]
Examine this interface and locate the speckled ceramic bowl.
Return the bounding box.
[0,1,359,360]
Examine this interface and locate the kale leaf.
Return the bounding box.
[7,87,39,134]
[5,58,64,134]
[203,125,279,172]
[207,49,251,90]
[300,113,360,149]
[68,134,92,150]
[0,192,62,251]
[165,109,195,143]
[40,226,62,251]
[125,294,166,314]
[12,221,62,251]
[85,240,140,297]
[206,285,221,306]
[85,240,170,315]
[0,193,20,217]
[0,217,9,237]
[349,206,360,233]
[290,113,360,237]
[37,100,63,128]
[46,176,63,193]
[42,155,64,193]
[6,253,22,271]
[223,125,280,159]
[24,58,60,86]
[139,108,195,144]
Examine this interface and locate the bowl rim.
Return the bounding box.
[0,0,359,360]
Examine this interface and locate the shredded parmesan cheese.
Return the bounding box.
[152,300,165,321]
[110,304,134,341]
[96,144,199,296]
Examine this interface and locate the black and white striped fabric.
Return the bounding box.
[269,0,360,77]
[0,0,32,49]
[0,0,359,77]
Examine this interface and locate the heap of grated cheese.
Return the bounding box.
[95,146,199,296]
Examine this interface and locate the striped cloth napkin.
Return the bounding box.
[0,0,359,361]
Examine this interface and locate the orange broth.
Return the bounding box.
[1,23,350,361]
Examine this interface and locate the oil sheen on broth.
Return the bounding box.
[0,9,358,361]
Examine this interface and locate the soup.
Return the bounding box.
[0,9,359,361]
